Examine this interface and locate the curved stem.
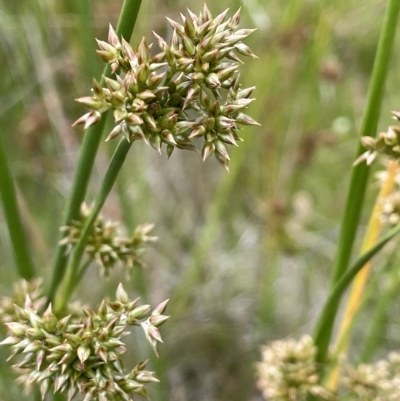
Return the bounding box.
[54,139,133,313]
[47,0,143,304]
[0,131,35,279]
[313,223,400,368]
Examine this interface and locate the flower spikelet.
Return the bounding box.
[73,6,260,171]
[0,279,45,324]
[60,203,156,276]
[355,112,400,165]
[0,283,169,401]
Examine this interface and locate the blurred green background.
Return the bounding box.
[1,0,400,400]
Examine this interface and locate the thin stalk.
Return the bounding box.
[313,223,400,369]
[54,139,133,313]
[326,160,398,390]
[315,0,400,369]
[47,0,143,304]
[0,131,35,279]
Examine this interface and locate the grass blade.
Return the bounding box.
[0,130,35,279]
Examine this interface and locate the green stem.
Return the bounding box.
[316,0,400,365]
[313,223,400,368]
[0,131,35,279]
[47,0,143,304]
[54,139,133,313]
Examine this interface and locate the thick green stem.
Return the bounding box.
[314,0,400,367]
[54,139,132,313]
[313,223,400,368]
[47,0,142,303]
[0,131,35,279]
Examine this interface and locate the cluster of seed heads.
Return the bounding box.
[355,111,400,165]
[60,203,157,276]
[342,354,400,400]
[0,283,169,401]
[256,335,334,401]
[74,5,259,171]
[256,336,400,401]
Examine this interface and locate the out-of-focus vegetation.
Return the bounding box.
[1,0,400,400]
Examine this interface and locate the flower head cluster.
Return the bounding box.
[74,5,259,170]
[342,356,400,401]
[60,203,157,276]
[1,284,169,401]
[0,279,45,324]
[256,335,334,401]
[355,112,400,165]
[257,336,400,401]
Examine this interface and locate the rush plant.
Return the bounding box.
[0,2,258,401]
